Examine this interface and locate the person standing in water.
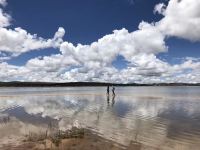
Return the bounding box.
[112,86,115,96]
[107,86,110,105]
[107,86,110,95]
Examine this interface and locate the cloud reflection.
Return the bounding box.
[0,87,200,149]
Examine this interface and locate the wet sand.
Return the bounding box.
[1,129,143,150]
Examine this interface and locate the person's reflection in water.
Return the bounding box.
[112,94,115,107]
[107,94,110,106]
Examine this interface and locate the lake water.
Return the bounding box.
[0,86,200,149]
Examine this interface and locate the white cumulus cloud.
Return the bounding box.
[0,0,7,7]
[0,4,65,57]
[0,27,65,56]
[0,0,200,83]
[0,9,10,27]
[155,0,200,41]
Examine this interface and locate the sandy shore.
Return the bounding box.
[1,129,142,150]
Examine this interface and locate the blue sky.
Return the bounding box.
[8,0,162,65]
[6,0,200,65]
[0,0,200,83]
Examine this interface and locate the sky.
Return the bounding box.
[0,0,200,83]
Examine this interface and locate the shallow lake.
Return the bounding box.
[0,86,200,149]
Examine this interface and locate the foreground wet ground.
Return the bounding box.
[2,129,141,150]
[0,86,200,150]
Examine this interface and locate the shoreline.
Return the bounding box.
[0,82,200,87]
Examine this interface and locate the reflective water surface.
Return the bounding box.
[0,86,200,149]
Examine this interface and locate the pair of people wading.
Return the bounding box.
[107,85,115,96]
